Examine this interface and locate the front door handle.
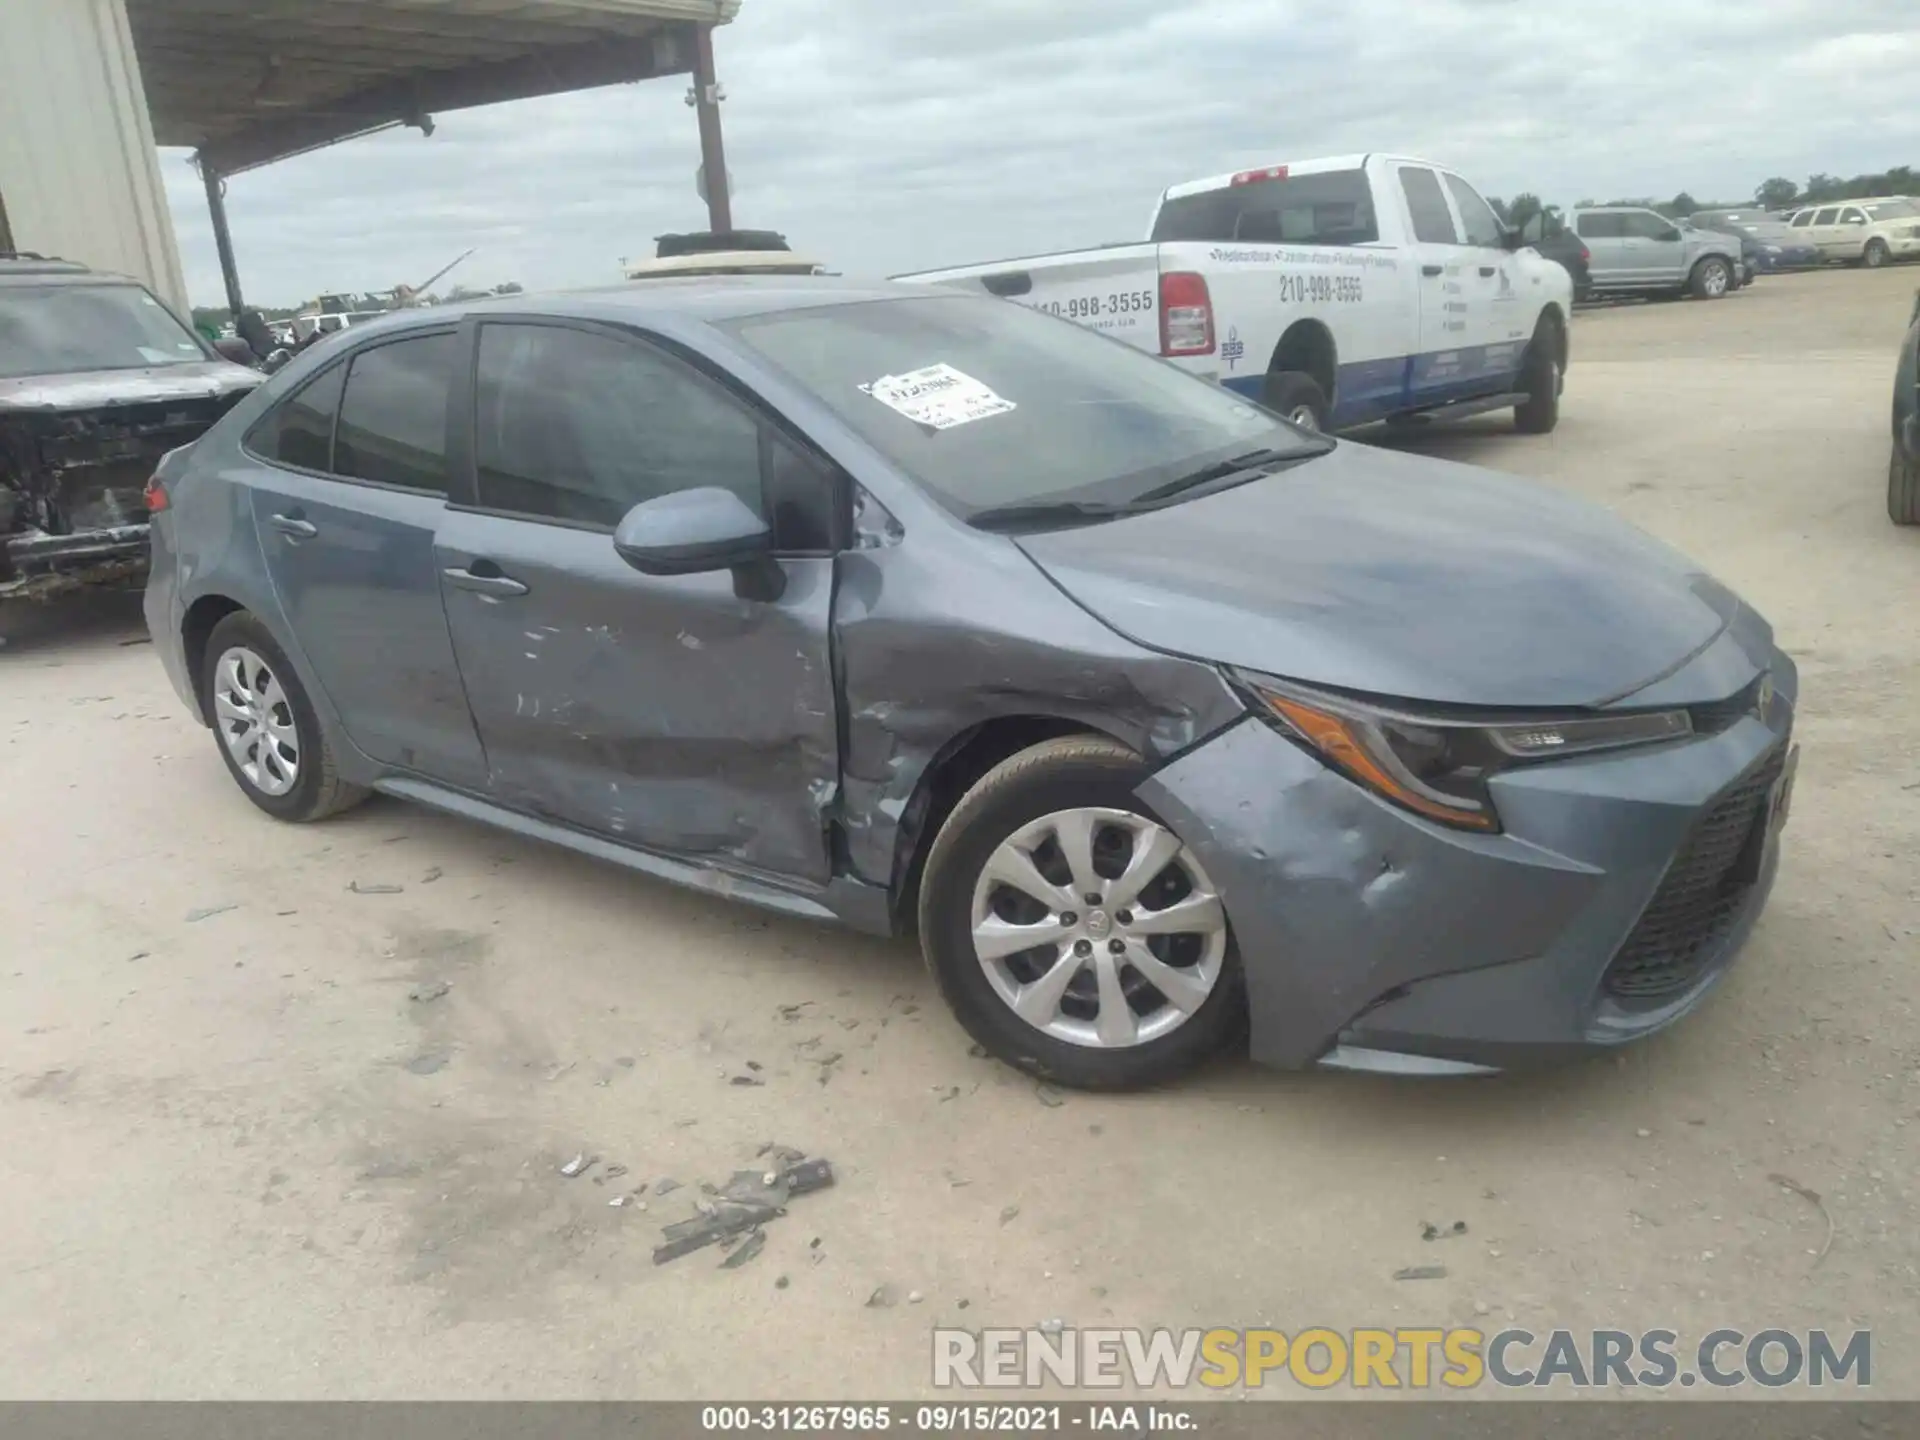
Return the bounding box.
[442,565,529,598]
[269,513,318,539]
[1422,264,1444,277]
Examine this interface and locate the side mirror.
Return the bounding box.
[213,336,259,366]
[612,487,782,599]
[1500,224,1525,251]
[1845,215,1867,226]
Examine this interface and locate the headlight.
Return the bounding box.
[1241,676,1694,833]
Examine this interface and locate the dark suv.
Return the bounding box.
[1,254,260,598]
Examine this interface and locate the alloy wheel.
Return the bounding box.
[969,807,1228,1049]
[213,646,301,796]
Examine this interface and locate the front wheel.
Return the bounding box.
[1892,443,1919,526]
[917,735,1245,1090]
[1864,239,1890,270]
[1514,319,1563,434]
[1689,257,1732,299]
[200,611,367,822]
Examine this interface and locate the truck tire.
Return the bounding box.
[1864,239,1890,270]
[1892,444,1920,526]
[1513,317,1563,435]
[1689,257,1732,299]
[1263,371,1330,433]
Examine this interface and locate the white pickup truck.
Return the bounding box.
[897,153,1572,435]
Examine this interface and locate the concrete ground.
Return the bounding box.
[2,267,1916,1399]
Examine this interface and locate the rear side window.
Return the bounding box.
[250,363,345,471]
[1442,173,1504,247]
[1398,167,1459,245]
[334,333,455,493]
[1150,169,1379,246]
[1812,208,1839,226]
[473,323,764,528]
[1789,211,1812,227]
[1576,213,1623,239]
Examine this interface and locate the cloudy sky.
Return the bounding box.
[160,0,1920,307]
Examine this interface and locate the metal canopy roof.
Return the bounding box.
[127,0,739,175]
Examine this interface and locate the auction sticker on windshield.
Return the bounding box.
[862,363,1017,429]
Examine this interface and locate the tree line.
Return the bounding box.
[1487,165,1919,237]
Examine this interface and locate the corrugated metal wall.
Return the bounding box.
[0,0,189,312]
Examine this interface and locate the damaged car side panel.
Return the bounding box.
[831,519,1248,900]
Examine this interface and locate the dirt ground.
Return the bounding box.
[2,267,1916,1400]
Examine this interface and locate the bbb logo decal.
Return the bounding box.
[1222,326,1246,370]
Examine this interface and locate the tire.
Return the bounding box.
[199,611,367,822]
[1864,239,1890,270]
[916,735,1245,1090]
[1891,443,1920,526]
[1513,316,1563,434]
[1262,371,1331,433]
[1689,257,1732,299]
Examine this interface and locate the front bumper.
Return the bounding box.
[1,522,149,596]
[1885,235,1920,260]
[1139,648,1797,1072]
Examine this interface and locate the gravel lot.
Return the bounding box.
[3,267,1916,1399]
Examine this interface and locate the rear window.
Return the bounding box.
[722,295,1308,519]
[1150,169,1378,246]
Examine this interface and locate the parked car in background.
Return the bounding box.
[1,253,261,599]
[899,154,1573,436]
[1891,288,1919,525]
[1688,209,1823,273]
[1677,218,1755,287]
[1787,199,1920,268]
[1571,206,1746,300]
[144,279,1797,1086]
[1522,217,1591,302]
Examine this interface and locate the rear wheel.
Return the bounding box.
[1689,257,1731,299]
[917,735,1244,1090]
[1864,239,1890,270]
[1514,317,1563,434]
[200,612,367,822]
[1891,443,1920,526]
[1263,371,1330,433]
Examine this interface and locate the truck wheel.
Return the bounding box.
[1689,257,1731,299]
[1263,371,1330,432]
[1892,444,1920,526]
[1513,321,1562,435]
[1864,239,1890,270]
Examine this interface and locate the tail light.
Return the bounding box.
[1159,271,1215,357]
[143,475,169,513]
[1230,165,1289,187]
[1579,243,1591,263]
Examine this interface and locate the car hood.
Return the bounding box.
[1014,442,1741,709]
[0,361,260,414]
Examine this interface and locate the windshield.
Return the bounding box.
[0,283,208,380]
[1864,200,1919,221]
[723,295,1314,521]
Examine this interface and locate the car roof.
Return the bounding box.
[337,275,946,336]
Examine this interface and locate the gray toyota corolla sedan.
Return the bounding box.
[143,280,1798,1089]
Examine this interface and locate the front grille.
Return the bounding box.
[1603,747,1785,999]
[1688,674,1764,735]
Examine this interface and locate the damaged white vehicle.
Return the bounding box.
[1,255,260,599]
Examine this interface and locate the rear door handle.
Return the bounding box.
[1422,264,1444,277]
[269,513,317,539]
[442,565,529,598]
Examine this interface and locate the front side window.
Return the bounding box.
[474,323,763,528]
[1150,169,1379,246]
[1623,211,1677,239]
[1398,167,1460,245]
[249,363,345,472]
[334,333,455,493]
[0,282,207,380]
[1442,174,1505,248]
[723,295,1313,522]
